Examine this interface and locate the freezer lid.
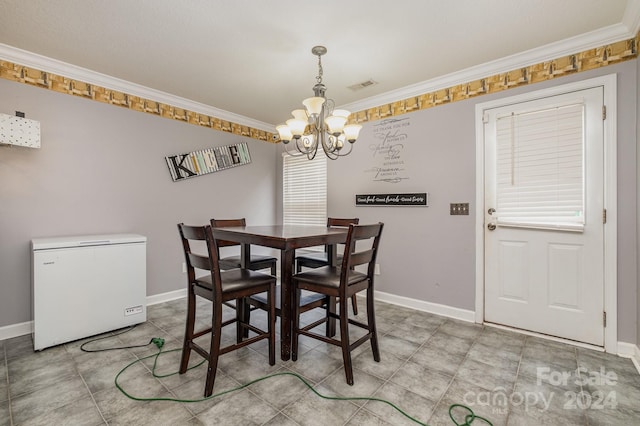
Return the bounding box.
[31,234,146,250]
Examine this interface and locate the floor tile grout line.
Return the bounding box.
[426,320,484,425]
[75,361,109,425]
[369,316,452,425]
[68,333,134,426]
[3,343,14,426]
[501,333,528,425]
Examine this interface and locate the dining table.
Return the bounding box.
[212,224,349,361]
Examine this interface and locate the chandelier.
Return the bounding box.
[276,46,362,160]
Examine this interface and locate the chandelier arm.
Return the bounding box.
[282,141,306,157]
[324,134,355,159]
[296,135,319,159]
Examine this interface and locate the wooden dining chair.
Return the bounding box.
[211,218,278,275]
[177,223,276,397]
[291,222,384,385]
[295,217,360,315]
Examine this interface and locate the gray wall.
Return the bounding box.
[0,78,278,328]
[322,61,638,344]
[2,59,638,346]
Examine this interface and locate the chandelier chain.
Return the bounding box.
[316,54,323,85]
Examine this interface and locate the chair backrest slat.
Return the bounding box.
[349,248,374,268]
[340,222,384,287]
[326,217,359,253]
[188,252,211,271]
[178,223,223,297]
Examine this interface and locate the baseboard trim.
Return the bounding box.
[0,321,32,341]
[617,341,640,375]
[373,290,476,323]
[146,288,187,306]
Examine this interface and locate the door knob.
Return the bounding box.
[487,223,496,231]
[488,208,496,215]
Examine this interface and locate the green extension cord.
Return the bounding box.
[112,342,493,426]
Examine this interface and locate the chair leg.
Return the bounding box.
[179,286,196,374]
[351,294,358,315]
[291,286,301,362]
[339,295,354,385]
[325,296,337,337]
[236,297,250,342]
[268,282,276,365]
[366,286,380,362]
[270,262,277,276]
[204,304,223,397]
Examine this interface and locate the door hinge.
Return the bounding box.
[603,311,607,327]
[602,105,606,120]
[603,209,607,224]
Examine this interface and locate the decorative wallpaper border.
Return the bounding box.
[348,35,638,125]
[0,60,276,143]
[0,33,637,143]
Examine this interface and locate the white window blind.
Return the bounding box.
[282,152,327,226]
[495,103,585,231]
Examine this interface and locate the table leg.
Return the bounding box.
[239,243,251,338]
[240,243,251,268]
[280,248,294,361]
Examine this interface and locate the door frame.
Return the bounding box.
[474,74,618,352]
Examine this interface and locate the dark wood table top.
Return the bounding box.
[212,225,349,249]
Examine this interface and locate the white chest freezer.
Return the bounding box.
[31,234,147,350]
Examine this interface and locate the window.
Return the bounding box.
[282,152,327,226]
[495,103,585,231]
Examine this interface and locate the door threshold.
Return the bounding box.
[484,322,605,352]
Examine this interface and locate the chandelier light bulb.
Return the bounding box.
[324,115,348,135]
[343,124,362,143]
[291,109,308,121]
[276,125,293,143]
[332,109,351,118]
[303,97,325,116]
[286,118,307,137]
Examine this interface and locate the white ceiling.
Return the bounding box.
[0,0,637,128]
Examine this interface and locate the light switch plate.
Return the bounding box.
[450,203,470,215]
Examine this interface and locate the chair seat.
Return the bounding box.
[195,269,274,295]
[293,266,368,290]
[251,286,326,310]
[220,254,278,267]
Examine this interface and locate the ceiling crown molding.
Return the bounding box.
[339,20,639,115]
[623,0,640,34]
[0,43,274,133]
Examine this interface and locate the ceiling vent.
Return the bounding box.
[348,79,378,91]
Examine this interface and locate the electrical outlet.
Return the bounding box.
[450,203,470,215]
[182,262,186,273]
[374,264,381,275]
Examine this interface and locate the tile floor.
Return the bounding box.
[1,297,640,425]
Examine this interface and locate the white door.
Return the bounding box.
[483,87,605,346]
